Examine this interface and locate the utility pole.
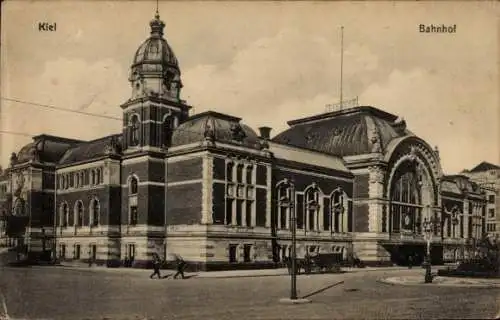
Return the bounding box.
[339,26,344,110]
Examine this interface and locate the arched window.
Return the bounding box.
[74,201,84,227]
[75,173,80,188]
[331,189,345,233]
[80,172,84,186]
[129,176,138,195]
[90,198,100,227]
[226,162,234,182]
[236,164,244,183]
[246,165,253,184]
[91,170,96,185]
[130,114,140,146]
[389,162,423,234]
[60,202,69,227]
[276,180,294,230]
[304,185,320,231]
[95,168,101,185]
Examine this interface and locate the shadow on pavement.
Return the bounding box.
[301,280,344,299]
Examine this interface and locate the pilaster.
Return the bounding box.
[201,154,214,224]
[265,163,272,228]
[367,165,385,232]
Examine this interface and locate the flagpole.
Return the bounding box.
[339,26,344,110]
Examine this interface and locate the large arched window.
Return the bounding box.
[74,201,84,227]
[331,189,345,233]
[276,180,294,230]
[304,184,320,231]
[226,162,234,182]
[130,114,140,146]
[389,162,422,234]
[90,198,100,227]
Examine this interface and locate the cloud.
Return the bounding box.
[1,58,128,168]
[360,68,499,174]
[182,27,380,131]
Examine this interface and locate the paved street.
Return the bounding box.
[0,266,498,320]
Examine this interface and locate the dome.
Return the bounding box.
[14,135,82,164]
[272,106,414,157]
[171,111,261,149]
[132,13,179,68]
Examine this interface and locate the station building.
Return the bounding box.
[0,12,488,270]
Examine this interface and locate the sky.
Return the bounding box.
[0,1,498,174]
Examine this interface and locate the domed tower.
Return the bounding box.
[121,11,191,153]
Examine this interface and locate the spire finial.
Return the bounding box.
[150,2,165,37]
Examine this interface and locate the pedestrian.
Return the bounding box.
[408,255,413,269]
[149,254,162,279]
[124,255,129,268]
[173,256,186,279]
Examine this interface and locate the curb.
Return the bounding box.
[23,265,414,280]
[378,277,500,289]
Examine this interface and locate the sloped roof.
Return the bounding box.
[469,161,500,173]
[272,106,412,157]
[59,134,122,165]
[171,111,261,149]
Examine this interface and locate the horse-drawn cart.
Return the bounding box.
[285,253,344,274]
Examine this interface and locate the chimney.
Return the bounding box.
[258,127,272,140]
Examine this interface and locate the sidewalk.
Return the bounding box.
[51,263,412,279]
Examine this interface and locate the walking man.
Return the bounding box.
[173,256,187,279]
[149,254,162,279]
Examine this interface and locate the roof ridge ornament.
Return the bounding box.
[150,10,165,38]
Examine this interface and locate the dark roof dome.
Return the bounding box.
[15,135,82,164]
[132,13,179,68]
[272,106,414,157]
[171,111,261,149]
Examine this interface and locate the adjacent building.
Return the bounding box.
[462,162,500,237]
[0,12,488,270]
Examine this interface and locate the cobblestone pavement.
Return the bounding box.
[0,266,498,320]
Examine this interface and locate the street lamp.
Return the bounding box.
[277,179,297,299]
[278,179,310,305]
[422,215,441,283]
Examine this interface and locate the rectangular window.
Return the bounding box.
[246,166,253,185]
[460,215,464,238]
[488,195,495,203]
[226,199,233,225]
[245,201,252,227]
[130,206,138,225]
[347,201,353,232]
[296,194,304,229]
[323,198,330,231]
[489,208,495,218]
[243,244,252,262]
[468,215,473,238]
[236,200,243,226]
[236,165,243,183]
[308,210,315,231]
[279,206,287,229]
[229,244,237,263]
